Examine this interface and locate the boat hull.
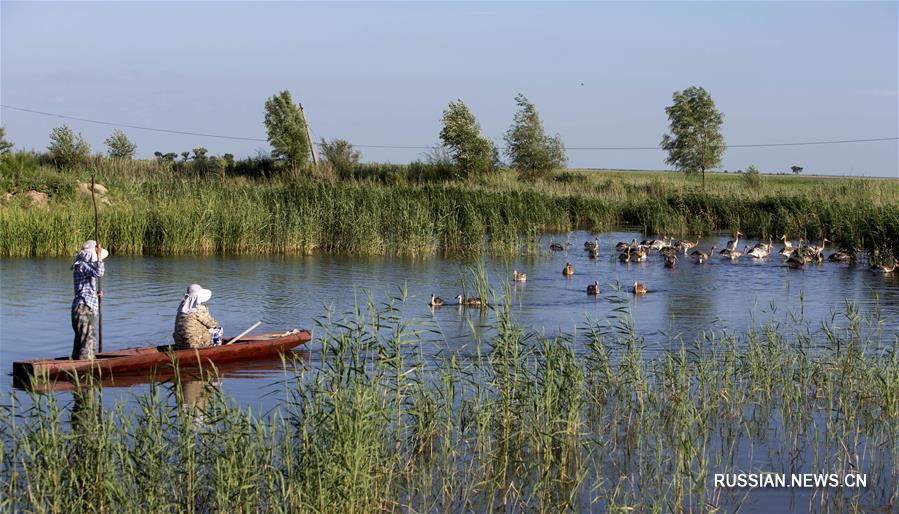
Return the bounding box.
[12,330,312,385]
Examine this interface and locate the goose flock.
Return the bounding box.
[429,233,896,307]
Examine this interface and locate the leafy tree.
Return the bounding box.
[439,100,497,179]
[192,147,208,161]
[660,86,725,189]
[103,129,137,159]
[264,90,309,166]
[791,165,803,175]
[504,94,566,179]
[319,138,361,175]
[181,151,191,162]
[47,125,91,169]
[0,127,13,155]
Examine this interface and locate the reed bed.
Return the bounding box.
[1,162,898,257]
[1,294,896,513]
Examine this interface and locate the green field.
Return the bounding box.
[1,158,897,257]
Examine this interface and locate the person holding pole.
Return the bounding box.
[71,240,107,360]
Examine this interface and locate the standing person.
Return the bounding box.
[173,284,223,348]
[71,240,107,360]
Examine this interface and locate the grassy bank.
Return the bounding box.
[2,298,896,512]
[1,158,898,257]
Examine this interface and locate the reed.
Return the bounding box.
[1,161,897,257]
[1,293,896,512]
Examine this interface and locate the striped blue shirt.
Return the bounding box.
[72,260,105,312]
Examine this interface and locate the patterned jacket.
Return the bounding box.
[173,305,219,348]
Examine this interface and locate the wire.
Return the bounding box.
[2,103,897,150]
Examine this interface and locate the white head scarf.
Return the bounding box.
[178,284,212,314]
[71,240,109,268]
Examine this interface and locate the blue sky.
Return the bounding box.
[2,1,896,176]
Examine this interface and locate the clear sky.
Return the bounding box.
[2,1,897,176]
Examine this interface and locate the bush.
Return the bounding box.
[104,129,137,159]
[743,164,761,191]
[319,138,361,175]
[0,127,13,155]
[48,125,91,169]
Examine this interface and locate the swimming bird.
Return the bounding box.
[633,246,648,262]
[691,245,717,264]
[721,231,743,254]
[778,235,795,257]
[588,246,599,259]
[549,242,566,252]
[615,240,633,253]
[586,281,600,295]
[870,260,897,274]
[455,294,483,306]
[584,238,599,252]
[805,238,830,260]
[721,245,746,261]
[747,244,770,259]
[563,262,575,276]
[828,249,853,262]
[675,237,699,254]
[632,281,647,295]
[618,247,632,263]
[786,252,807,268]
[512,270,527,282]
[664,254,678,268]
[429,293,445,307]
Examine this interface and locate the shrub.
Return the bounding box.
[104,129,137,159]
[48,125,91,169]
[319,138,361,175]
[0,127,13,155]
[743,164,761,191]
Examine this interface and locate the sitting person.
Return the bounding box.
[173,284,223,348]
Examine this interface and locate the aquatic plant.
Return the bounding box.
[1,294,896,512]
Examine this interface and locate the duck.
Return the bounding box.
[512,270,527,282]
[549,241,566,252]
[828,249,853,263]
[562,262,575,276]
[786,253,807,268]
[584,238,599,252]
[455,294,483,306]
[870,260,897,274]
[691,245,717,264]
[632,281,647,295]
[429,293,445,307]
[618,247,632,263]
[615,240,633,253]
[588,246,599,259]
[586,281,600,295]
[664,254,678,268]
[633,246,648,262]
[721,231,743,254]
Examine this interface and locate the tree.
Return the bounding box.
[48,125,91,169]
[104,129,137,159]
[0,127,13,155]
[439,100,498,179]
[660,86,725,189]
[319,138,361,175]
[264,90,309,167]
[504,94,566,179]
[791,165,803,175]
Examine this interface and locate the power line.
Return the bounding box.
[2,103,897,150]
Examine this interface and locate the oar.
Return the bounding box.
[225,321,262,346]
[90,173,103,354]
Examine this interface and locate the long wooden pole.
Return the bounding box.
[225,321,262,346]
[299,103,319,165]
[90,174,103,354]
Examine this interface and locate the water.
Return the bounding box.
[2,230,897,407]
[2,230,897,512]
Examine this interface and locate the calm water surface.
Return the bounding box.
[2,231,897,513]
[2,231,897,407]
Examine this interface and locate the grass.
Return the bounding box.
[1,157,898,257]
[1,292,896,512]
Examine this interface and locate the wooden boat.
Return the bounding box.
[12,330,312,385]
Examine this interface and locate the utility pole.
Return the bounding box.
[298,103,319,165]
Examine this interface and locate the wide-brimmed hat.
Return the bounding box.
[186,283,212,304]
[80,240,109,260]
